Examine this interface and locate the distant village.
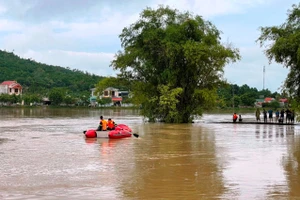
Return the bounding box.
[0,80,130,107]
[0,80,289,108]
[255,97,288,108]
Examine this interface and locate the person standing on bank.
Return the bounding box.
[263,109,268,123]
[255,108,261,121]
[280,109,285,123]
[275,110,280,122]
[268,109,273,122]
[97,116,107,131]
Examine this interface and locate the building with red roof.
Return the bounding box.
[279,98,288,103]
[264,97,275,103]
[90,87,130,106]
[0,80,22,95]
[279,98,288,107]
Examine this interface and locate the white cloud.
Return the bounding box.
[0,19,24,31]
[0,0,296,92]
[224,46,288,92]
[0,4,6,14]
[151,0,271,18]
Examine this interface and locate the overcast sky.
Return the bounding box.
[0,0,298,92]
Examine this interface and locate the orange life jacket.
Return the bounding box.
[107,120,115,129]
[233,114,238,120]
[100,119,107,131]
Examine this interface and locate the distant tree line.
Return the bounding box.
[217,84,282,108]
[0,43,287,107]
[0,50,105,100]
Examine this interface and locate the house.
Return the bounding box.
[42,97,51,105]
[255,97,275,107]
[279,98,288,107]
[264,97,275,103]
[255,99,264,107]
[0,80,22,95]
[90,87,129,106]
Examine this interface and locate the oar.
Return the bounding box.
[116,130,139,138]
[133,133,139,138]
[115,131,139,138]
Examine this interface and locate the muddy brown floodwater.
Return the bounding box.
[0,108,300,200]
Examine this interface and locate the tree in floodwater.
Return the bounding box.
[111,6,240,123]
[257,3,300,112]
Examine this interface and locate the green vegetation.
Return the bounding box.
[111,6,240,122]
[0,49,105,99]
[1,5,296,118]
[257,3,300,120]
[217,84,280,108]
[0,94,21,104]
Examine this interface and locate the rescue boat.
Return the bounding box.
[83,124,138,139]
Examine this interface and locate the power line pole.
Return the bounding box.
[232,85,234,109]
[263,65,265,90]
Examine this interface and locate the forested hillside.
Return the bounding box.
[0,50,105,96]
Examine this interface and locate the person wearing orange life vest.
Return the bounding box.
[96,116,107,131]
[233,113,238,122]
[107,118,116,130]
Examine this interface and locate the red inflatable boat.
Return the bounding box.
[108,129,132,139]
[83,124,137,139]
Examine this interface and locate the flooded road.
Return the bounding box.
[0,108,300,199]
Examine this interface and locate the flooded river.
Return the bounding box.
[0,108,300,199]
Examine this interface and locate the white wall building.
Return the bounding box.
[0,81,22,95]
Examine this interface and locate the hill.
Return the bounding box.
[0,50,105,96]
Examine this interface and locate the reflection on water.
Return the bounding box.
[0,108,300,199]
[255,124,295,139]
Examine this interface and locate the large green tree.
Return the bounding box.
[257,3,300,98]
[111,6,240,123]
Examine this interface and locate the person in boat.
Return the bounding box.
[255,108,261,121]
[96,116,107,131]
[233,113,238,122]
[239,115,243,122]
[107,118,116,130]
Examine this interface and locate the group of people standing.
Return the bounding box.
[96,116,116,131]
[255,108,295,123]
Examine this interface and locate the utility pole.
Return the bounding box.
[232,85,234,109]
[263,65,265,90]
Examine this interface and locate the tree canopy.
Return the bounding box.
[111,6,240,123]
[257,3,300,98]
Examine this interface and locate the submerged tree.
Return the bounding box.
[111,6,240,123]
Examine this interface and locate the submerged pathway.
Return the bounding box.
[209,121,298,125]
